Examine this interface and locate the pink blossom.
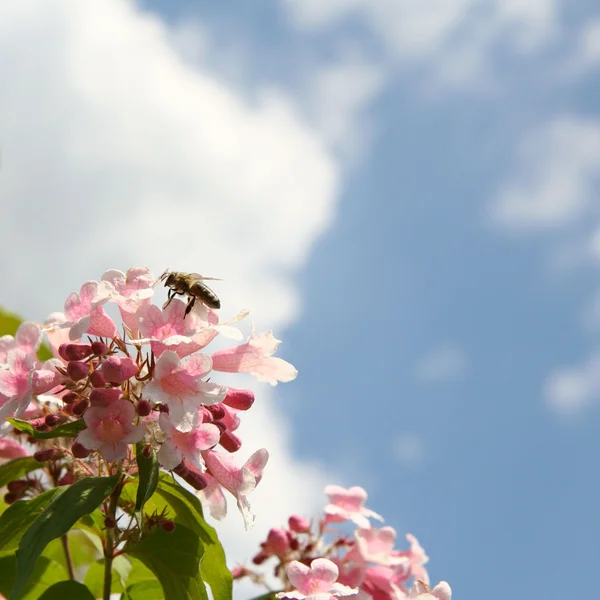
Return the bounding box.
[32,359,65,395]
[0,322,42,363]
[101,267,155,329]
[0,349,35,418]
[203,448,268,529]
[157,411,220,470]
[137,300,205,358]
[393,535,429,585]
[354,528,409,566]
[198,472,228,521]
[324,485,383,529]
[63,281,117,341]
[276,558,358,600]
[99,355,138,384]
[410,581,450,600]
[43,313,71,358]
[143,351,226,432]
[360,565,408,600]
[212,330,297,385]
[0,438,29,460]
[76,399,146,461]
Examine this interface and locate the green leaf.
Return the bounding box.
[0,308,53,362]
[11,474,120,600]
[84,555,131,597]
[38,581,95,600]
[0,457,43,489]
[0,488,66,555]
[134,443,159,513]
[43,531,100,573]
[158,477,232,600]
[121,475,232,600]
[126,524,208,600]
[0,555,69,600]
[7,418,86,440]
[123,579,164,599]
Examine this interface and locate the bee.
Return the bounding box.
[159,270,221,317]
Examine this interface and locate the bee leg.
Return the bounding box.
[184,296,195,318]
[162,289,176,310]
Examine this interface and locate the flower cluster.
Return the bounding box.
[0,267,297,527]
[233,485,451,600]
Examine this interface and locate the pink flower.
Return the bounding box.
[0,349,35,418]
[157,411,220,470]
[324,485,383,529]
[198,472,227,521]
[276,558,358,600]
[0,438,29,460]
[354,528,409,566]
[99,355,138,384]
[137,300,205,358]
[393,535,429,584]
[101,267,155,329]
[202,448,268,529]
[410,581,451,600]
[360,565,408,600]
[212,330,297,385]
[64,281,117,341]
[75,399,146,461]
[143,351,226,432]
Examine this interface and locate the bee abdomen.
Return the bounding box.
[190,282,221,309]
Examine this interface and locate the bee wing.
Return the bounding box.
[189,273,222,281]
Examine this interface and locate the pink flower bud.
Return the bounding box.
[62,392,78,405]
[157,404,169,413]
[252,551,269,565]
[231,566,247,580]
[223,388,255,411]
[64,344,92,361]
[30,417,49,431]
[58,344,70,361]
[89,370,106,388]
[34,448,57,462]
[173,461,189,476]
[200,407,214,423]
[72,399,90,416]
[104,516,116,528]
[4,493,17,505]
[288,514,311,533]
[265,528,290,557]
[219,431,242,453]
[44,414,66,427]
[137,400,152,417]
[206,404,225,420]
[161,520,175,532]
[183,468,208,491]
[214,421,227,434]
[7,480,29,494]
[89,388,122,408]
[91,341,109,356]
[72,441,91,458]
[289,537,300,551]
[57,472,75,486]
[99,356,137,384]
[67,361,89,382]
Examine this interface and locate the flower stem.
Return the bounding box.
[103,474,124,600]
[61,534,75,580]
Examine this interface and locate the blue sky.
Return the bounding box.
[2,1,600,599]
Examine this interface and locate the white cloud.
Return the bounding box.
[0,0,341,570]
[391,433,425,467]
[415,343,467,383]
[565,18,600,76]
[545,352,600,414]
[491,117,600,229]
[284,0,558,65]
[306,58,386,162]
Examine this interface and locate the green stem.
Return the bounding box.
[103,475,123,600]
[61,534,75,580]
